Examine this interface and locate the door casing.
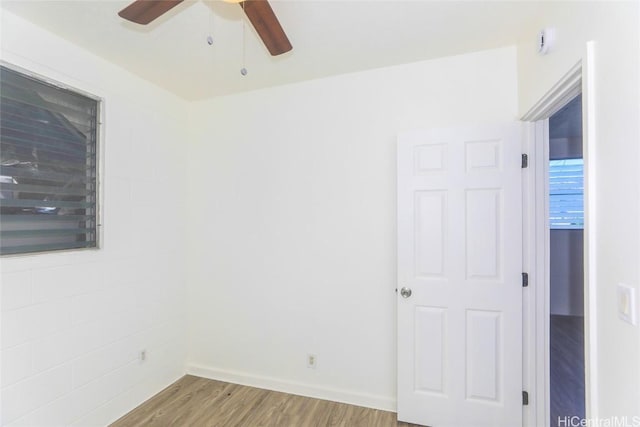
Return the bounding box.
[521,41,597,427]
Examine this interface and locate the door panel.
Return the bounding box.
[397,123,522,427]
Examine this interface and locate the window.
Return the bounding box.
[0,65,99,255]
[549,158,584,229]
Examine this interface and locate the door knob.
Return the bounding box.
[400,287,412,298]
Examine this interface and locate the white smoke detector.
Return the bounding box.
[537,27,556,55]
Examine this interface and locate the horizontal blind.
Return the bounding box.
[0,66,98,255]
[549,158,584,229]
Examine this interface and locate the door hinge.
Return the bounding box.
[521,154,529,168]
[522,391,529,406]
[522,272,529,287]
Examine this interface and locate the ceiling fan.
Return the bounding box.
[118,0,292,56]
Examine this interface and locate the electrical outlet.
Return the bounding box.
[307,354,317,369]
[140,349,147,362]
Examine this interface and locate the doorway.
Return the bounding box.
[548,95,585,426]
[522,48,597,427]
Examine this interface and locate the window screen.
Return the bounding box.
[0,65,99,255]
[549,158,584,229]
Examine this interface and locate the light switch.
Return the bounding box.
[617,283,637,326]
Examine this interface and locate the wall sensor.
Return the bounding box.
[537,28,555,55]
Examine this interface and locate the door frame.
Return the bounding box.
[521,41,598,427]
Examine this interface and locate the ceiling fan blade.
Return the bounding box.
[240,0,292,56]
[118,0,184,25]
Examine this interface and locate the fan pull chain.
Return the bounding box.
[240,2,248,76]
[207,8,214,45]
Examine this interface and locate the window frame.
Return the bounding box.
[0,61,104,257]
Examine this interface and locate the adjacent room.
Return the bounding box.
[1,1,638,426]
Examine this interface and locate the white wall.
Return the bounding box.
[518,1,640,418]
[0,11,188,426]
[186,47,519,409]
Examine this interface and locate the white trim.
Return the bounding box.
[522,119,551,427]
[521,121,538,427]
[522,61,582,122]
[522,48,597,427]
[186,364,396,412]
[540,119,552,427]
[582,40,598,420]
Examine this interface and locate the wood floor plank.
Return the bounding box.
[550,314,585,427]
[169,380,234,426]
[242,390,302,426]
[113,377,227,426]
[110,375,426,427]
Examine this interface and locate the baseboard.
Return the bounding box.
[186,363,396,412]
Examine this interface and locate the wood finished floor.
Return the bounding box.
[550,315,585,427]
[110,375,425,427]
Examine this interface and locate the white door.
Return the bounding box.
[397,123,523,427]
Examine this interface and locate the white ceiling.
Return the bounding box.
[1,0,546,100]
